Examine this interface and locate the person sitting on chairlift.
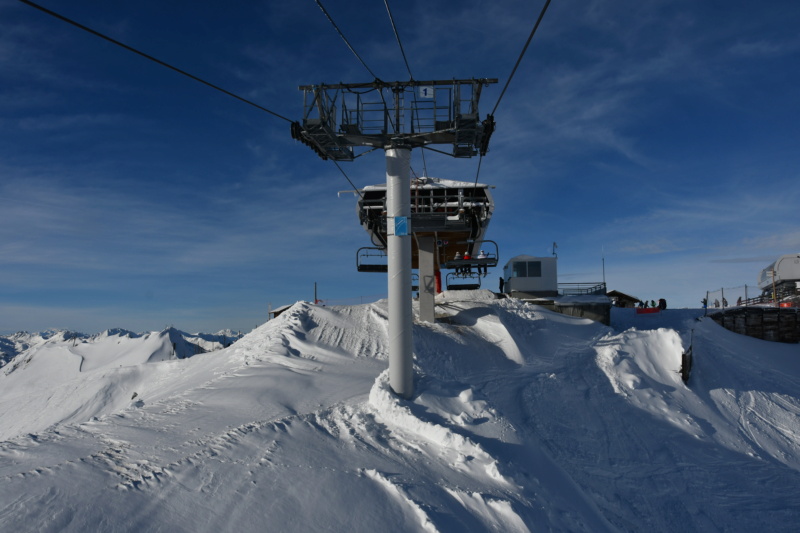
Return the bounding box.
[463,251,472,275]
[477,249,488,276]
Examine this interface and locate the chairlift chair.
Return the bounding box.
[441,239,499,276]
[356,247,388,273]
[445,271,482,291]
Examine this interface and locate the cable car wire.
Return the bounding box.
[313,0,381,81]
[332,160,364,199]
[18,0,293,123]
[467,0,551,202]
[20,0,367,199]
[311,0,404,159]
[462,0,550,210]
[462,145,484,213]
[383,0,413,80]
[383,1,429,177]
[490,0,552,116]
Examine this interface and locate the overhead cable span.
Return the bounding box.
[491,0,553,116]
[18,0,293,123]
[383,0,413,80]
[313,0,381,81]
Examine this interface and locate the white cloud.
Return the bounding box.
[729,39,797,58]
[15,113,127,132]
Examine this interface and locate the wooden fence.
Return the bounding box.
[709,307,800,343]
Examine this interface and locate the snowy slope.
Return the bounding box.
[0,328,241,440]
[0,328,241,369]
[0,293,798,532]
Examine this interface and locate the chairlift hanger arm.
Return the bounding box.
[420,145,457,157]
[352,147,381,159]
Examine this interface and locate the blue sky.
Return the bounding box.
[2,0,799,334]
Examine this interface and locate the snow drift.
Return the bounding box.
[1,292,799,532]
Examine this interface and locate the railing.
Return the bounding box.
[360,186,491,219]
[558,282,607,296]
[703,284,800,318]
[704,284,800,310]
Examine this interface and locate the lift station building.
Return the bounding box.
[502,255,558,298]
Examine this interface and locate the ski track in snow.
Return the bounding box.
[1,294,799,531]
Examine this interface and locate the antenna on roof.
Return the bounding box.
[602,246,606,285]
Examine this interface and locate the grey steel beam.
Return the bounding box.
[417,235,436,324]
[386,147,413,399]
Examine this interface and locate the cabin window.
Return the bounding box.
[512,261,542,277]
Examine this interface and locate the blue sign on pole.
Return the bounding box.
[394,216,409,237]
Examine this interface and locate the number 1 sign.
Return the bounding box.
[418,86,434,98]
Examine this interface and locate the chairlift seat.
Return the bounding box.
[445,271,482,291]
[442,257,497,270]
[357,264,388,273]
[448,283,481,290]
[356,247,388,273]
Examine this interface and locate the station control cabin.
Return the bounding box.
[501,255,558,298]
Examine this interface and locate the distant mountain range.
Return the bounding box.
[0,327,243,370]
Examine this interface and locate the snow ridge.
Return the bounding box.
[0,295,799,532]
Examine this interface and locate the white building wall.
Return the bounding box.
[503,255,558,294]
[758,254,800,290]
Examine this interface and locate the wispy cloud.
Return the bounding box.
[14,113,128,132]
[584,183,800,258]
[729,39,792,58]
[709,256,779,264]
[2,0,799,325]
[0,169,356,279]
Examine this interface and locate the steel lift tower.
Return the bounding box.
[292,78,497,398]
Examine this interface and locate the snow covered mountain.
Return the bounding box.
[0,327,242,368]
[0,291,798,532]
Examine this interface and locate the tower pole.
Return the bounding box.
[386,146,413,398]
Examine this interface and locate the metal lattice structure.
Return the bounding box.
[292,79,498,160]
